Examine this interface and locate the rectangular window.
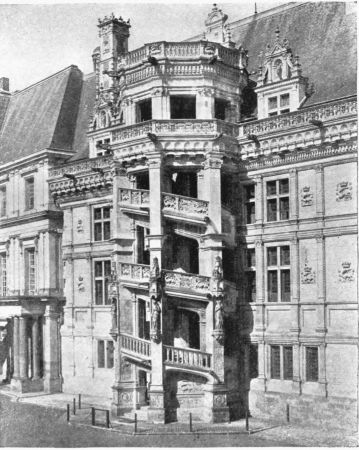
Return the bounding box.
[267,94,290,117]
[283,346,293,380]
[249,344,258,379]
[25,248,36,294]
[96,138,111,157]
[94,260,111,305]
[270,345,281,379]
[245,184,255,224]
[0,186,6,217]
[267,246,290,302]
[25,177,35,210]
[170,96,196,119]
[97,340,114,369]
[94,206,111,241]
[280,93,290,108]
[214,98,229,120]
[0,253,6,296]
[266,179,289,222]
[268,97,278,110]
[306,347,319,381]
[245,248,256,303]
[136,98,152,122]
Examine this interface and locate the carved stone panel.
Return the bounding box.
[336,181,352,201]
[300,186,314,207]
[338,262,355,282]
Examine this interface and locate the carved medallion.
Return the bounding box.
[301,262,316,284]
[336,181,352,201]
[338,262,355,282]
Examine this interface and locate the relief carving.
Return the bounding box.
[213,394,227,407]
[336,181,352,201]
[300,186,313,207]
[177,381,204,394]
[338,262,355,282]
[77,219,84,232]
[77,276,85,292]
[301,262,316,284]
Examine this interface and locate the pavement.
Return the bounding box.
[0,385,357,447]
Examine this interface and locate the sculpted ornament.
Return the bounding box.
[336,181,352,201]
[301,261,316,284]
[300,186,313,207]
[78,276,85,292]
[150,297,161,342]
[338,262,355,282]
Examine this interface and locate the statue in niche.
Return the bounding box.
[151,297,161,341]
[212,256,223,281]
[111,297,117,330]
[214,297,224,331]
[150,257,160,281]
[274,59,283,81]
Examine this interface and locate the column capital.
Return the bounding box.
[203,151,223,169]
[315,234,325,243]
[289,168,297,176]
[315,164,323,173]
[255,238,263,248]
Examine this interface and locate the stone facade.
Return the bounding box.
[0,3,357,429]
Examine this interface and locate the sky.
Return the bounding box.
[0,1,289,91]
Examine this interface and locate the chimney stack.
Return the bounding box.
[0,78,9,92]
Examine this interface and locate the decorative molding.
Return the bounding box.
[336,181,352,201]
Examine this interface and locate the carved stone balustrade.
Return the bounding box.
[49,172,113,197]
[118,188,150,208]
[124,41,239,68]
[162,193,209,222]
[49,156,112,178]
[118,263,150,283]
[120,333,151,358]
[163,270,210,293]
[112,119,239,143]
[240,97,357,138]
[163,345,212,371]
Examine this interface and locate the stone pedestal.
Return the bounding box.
[203,384,229,423]
[111,381,135,415]
[147,387,166,423]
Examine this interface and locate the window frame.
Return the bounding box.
[265,178,289,222]
[25,247,36,294]
[96,138,111,157]
[170,95,196,119]
[244,247,256,303]
[269,344,293,381]
[0,185,6,217]
[0,252,7,296]
[267,92,290,117]
[136,98,152,123]
[305,346,319,382]
[94,259,112,305]
[97,339,114,369]
[93,206,111,242]
[266,245,291,303]
[244,183,256,224]
[25,177,35,211]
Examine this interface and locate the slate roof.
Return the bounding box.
[0,65,83,165]
[229,2,356,106]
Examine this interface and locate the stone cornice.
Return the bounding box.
[49,156,113,179]
[0,210,62,229]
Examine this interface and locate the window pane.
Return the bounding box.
[279,198,289,220]
[94,208,102,220]
[0,188,6,217]
[270,346,280,379]
[103,222,111,240]
[268,112,278,117]
[306,347,318,381]
[94,223,102,241]
[281,269,291,302]
[95,280,103,304]
[283,346,293,380]
[279,179,289,194]
[245,184,255,200]
[170,96,196,119]
[26,178,35,210]
[267,247,277,266]
[247,249,256,268]
[280,246,290,266]
[246,272,256,302]
[268,270,278,302]
[214,98,228,120]
[246,203,255,224]
[107,341,114,369]
[268,97,278,110]
[104,261,112,276]
[280,93,290,107]
[94,261,103,277]
[104,278,110,305]
[267,181,277,196]
[98,341,105,368]
[103,207,111,219]
[0,253,6,296]
[267,199,277,221]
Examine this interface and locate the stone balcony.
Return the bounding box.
[118,188,150,216]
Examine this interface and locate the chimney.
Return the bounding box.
[0,78,9,92]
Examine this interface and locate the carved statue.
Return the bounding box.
[150,257,160,281]
[111,297,118,330]
[151,297,161,340]
[212,256,223,281]
[214,297,224,331]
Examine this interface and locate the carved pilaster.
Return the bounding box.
[289,168,298,220]
[315,234,327,334]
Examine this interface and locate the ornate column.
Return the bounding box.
[289,168,298,221]
[315,164,324,221]
[12,316,20,380]
[43,303,61,393]
[32,316,41,380]
[19,316,28,380]
[254,176,263,225]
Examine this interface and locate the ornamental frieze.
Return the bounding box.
[338,262,355,282]
[336,181,352,201]
[300,186,314,207]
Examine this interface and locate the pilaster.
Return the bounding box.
[315,164,324,220]
[316,234,327,334]
[43,304,62,393]
[289,168,298,221]
[254,176,263,225]
[290,236,300,333]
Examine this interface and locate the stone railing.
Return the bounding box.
[241,97,357,137]
[163,345,212,370]
[125,41,239,68]
[49,156,112,179]
[163,270,210,293]
[121,333,151,358]
[162,193,209,218]
[112,119,239,143]
[118,263,150,281]
[49,172,113,197]
[118,188,150,207]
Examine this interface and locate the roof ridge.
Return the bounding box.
[11,65,81,97]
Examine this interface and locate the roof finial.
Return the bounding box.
[254,2,257,14]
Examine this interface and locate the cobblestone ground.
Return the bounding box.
[0,393,357,447]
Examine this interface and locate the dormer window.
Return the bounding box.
[268,93,290,117]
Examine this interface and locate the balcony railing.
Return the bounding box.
[121,333,151,358]
[125,41,239,68]
[162,193,209,218]
[118,188,150,207]
[163,270,210,293]
[118,263,150,282]
[164,345,212,370]
[240,97,357,137]
[112,119,239,143]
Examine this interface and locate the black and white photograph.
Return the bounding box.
[0,1,357,447]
